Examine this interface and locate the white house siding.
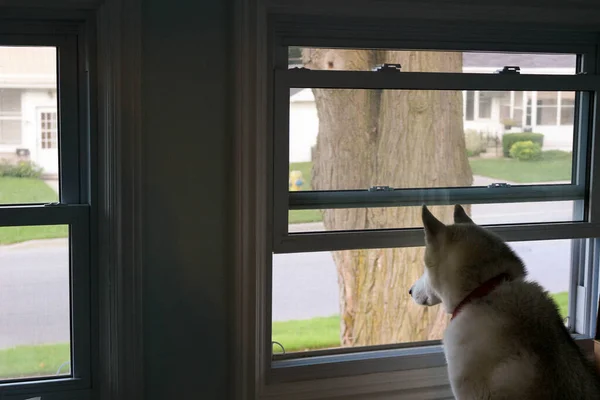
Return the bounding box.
[290,91,319,163]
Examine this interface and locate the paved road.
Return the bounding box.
[0,239,69,349]
[273,240,571,321]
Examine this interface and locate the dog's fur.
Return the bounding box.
[410,205,600,400]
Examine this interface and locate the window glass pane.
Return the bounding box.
[478,91,493,119]
[288,201,582,233]
[465,91,474,121]
[289,48,577,74]
[499,92,511,121]
[0,120,22,144]
[0,46,58,205]
[561,92,576,126]
[512,91,525,128]
[272,239,573,356]
[0,225,70,380]
[289,89,578,191]
[536,91,558,125]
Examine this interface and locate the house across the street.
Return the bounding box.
[289,51,577,163]
[0,46,58,177]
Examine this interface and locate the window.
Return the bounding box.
[0,88,23,145]
[235,17,600,400]
[40,111,58,149]
[478,91,493,118]
[561,92,576,125]
[536,91,559,125]
[0,25,93,399]
[465,90,474,120]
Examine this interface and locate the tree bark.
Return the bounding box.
[303,48,473,346]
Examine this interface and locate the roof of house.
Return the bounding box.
[288,50,577,70]
[462,53,576,69]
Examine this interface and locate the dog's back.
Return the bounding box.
[445,279,600,399]
[411,205,600,399]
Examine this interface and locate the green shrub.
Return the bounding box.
[465,130,487,157]
[509,141,542,161]
[0,160,43,178]
[502,133,544,157]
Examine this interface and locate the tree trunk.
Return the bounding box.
[303,48,473,346]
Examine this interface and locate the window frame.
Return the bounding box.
[234,14,600,400]
[0,19,95,399]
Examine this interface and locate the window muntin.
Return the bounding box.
[272,239,574,358]
[0,225,70,381]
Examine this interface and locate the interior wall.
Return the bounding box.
[141,0,231,398]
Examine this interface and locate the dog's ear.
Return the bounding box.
[453,204,474,224]
[422,205,445,242]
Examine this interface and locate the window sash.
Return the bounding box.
[275,69,595,248]
[277,69,600,91]
[0,27,92,397]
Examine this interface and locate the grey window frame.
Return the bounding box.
[0,19,95,400]
[255,15,600,399]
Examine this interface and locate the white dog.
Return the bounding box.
[410,205,600,399]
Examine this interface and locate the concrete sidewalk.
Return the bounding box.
[44,179,58,194]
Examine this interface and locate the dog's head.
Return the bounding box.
[409,205,526,313]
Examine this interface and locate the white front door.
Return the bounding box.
[36,108,58,176]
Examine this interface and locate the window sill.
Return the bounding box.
[261,337,594,400]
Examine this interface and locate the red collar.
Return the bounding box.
[451,273,511,321]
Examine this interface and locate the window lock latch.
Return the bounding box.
[495,66,520,74]
[488,182,511,188]
[368,185,394,192]
[373,63,402,72]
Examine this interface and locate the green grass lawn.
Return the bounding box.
[273,292,569,354]
[0,177,67,244]
[0,177,58,204]
[469,156,572,183]
[289,162,323,223]
[0,343,70,379]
